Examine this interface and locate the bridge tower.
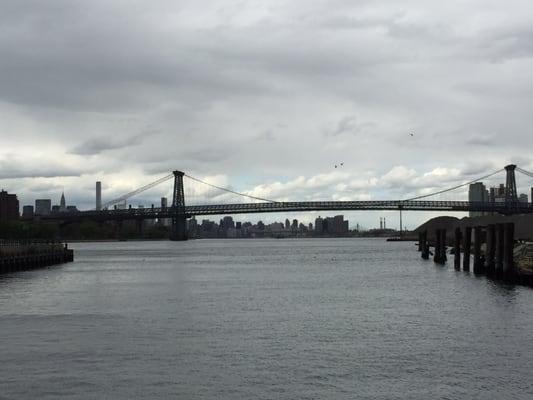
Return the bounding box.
[170,170,188,241]
[504,164,519,213]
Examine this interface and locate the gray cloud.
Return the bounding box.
[1,0,533,228]
[69,131,149,155]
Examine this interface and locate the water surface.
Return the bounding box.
[1,239,533,399]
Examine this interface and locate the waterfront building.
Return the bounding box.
[0,190,19,221]
[35,199,52,216]
[285,219,290,230]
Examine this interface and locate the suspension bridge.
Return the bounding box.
[37,164,533,240]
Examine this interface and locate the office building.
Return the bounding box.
[96,181,102,210]
[468,182,488,217]
[22,205,34,218]
[60,192,66,212]
[519,193,528,203]
[0,190,19,221]
[35,199,52,216]
[315,216,324,234]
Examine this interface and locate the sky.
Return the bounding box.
[1,0,533,229]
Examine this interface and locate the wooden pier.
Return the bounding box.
[0,240,74,273]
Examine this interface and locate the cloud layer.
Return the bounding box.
[1,0,533,227]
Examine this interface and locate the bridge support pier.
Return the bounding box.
[454,227,461,270]
[502,222,515,280]
[418,232,423,252]
[485,224,496,275]
[170,216,188,241]
[495,224,504,277]
[473,226,484,274]
[463,227,472,271]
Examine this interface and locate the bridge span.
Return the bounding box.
[32,165,533,240]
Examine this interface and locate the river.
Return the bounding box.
[1,238,532,399]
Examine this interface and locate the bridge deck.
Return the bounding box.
[36,200,533,222]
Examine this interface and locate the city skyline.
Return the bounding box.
[2,1,533,229]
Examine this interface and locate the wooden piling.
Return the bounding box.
[421,230,429,260]
[441,229,447,263]
[485,224,496,275]
[433,230,441,263]
[495,223,504,276]
[503,222,515,280]
[473,226,484,274]
[454,227,461,270]
[463,227,471,271]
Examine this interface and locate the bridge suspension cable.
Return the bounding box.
[184,174,278,203]
[516,166,533,179]
[404,168,505,201]
[100,173,174,209]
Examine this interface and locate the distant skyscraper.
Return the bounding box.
[60,192,66,212]
[315,216,323,233]
[22,205,34,218]
[35,199,51,216]
[0,190,19,221]
[160,197,169,226]
[96,181,102,210]
[519,193,528,203]
[468,182,488,217]
[285,218,290,230]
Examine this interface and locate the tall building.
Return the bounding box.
[35,199,52,216]
[519,193,528,203]
[96,181,102,210]
[22,205,34,218]
[0,190,19,221]
[315,216,323,234]
[285,218,290,229]
[159,197,170,226]
[60,192,66,212]
[468,182,488,217]
[531,187,533,204]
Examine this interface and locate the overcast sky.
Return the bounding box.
[1,0,533,228]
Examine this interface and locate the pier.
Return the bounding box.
[0,240,74,273]
[418,220,533,286]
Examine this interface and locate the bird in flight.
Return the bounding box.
[410,133,414,137]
